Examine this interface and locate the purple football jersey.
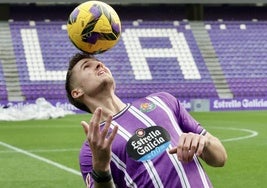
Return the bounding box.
[79,92,212,188]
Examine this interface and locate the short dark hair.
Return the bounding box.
[65,52,94,113]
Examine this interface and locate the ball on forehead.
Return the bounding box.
[67,1,121,54]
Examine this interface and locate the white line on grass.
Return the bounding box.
[207,127,258,142]
[0,141,81,176]
[0,148,80,153]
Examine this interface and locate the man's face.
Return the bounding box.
[71,57,114,98]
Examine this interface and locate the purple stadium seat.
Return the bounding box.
[207,21,267,97]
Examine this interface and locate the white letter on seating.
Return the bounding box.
[21,29,66,81]
[122,28,201,80]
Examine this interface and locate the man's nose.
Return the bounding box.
[96,62,104,69]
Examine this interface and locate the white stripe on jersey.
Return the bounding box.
[148,96,210,188]
[111,154,137,188]
[110,122,137,187]
[111,120,164,188]
[147,96,183,135]
[128,106,156,126]
[129,105,191,188]
[193,156,210,188]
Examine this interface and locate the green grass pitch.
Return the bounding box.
[0,111,266,188]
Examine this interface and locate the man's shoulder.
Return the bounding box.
[147,92,176,101]
[131,92,178,107]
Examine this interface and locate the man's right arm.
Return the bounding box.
[81,108,118,188]
[90,169,116,188]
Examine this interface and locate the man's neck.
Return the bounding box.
[85,94,126,121]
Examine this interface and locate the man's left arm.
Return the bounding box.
[199,132,227,167]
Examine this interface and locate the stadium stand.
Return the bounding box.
[0,61,8,101]
[7,19,219,103]
[207,21,267,97]
[0,3,267,111]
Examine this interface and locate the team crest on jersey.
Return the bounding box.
[139,102,156,113]
[126,126,171,162]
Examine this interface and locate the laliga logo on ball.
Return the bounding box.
[67,1,121,54]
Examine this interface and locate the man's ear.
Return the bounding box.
[71,88,84,99]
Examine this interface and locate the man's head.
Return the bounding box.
[65,52,115,113]
[65,52,93,113]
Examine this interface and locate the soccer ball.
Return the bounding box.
[67,1,121,54]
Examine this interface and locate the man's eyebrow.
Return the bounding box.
[79,59,90,69]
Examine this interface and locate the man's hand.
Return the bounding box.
[169,132,227,167]
[169,132,207,163]
[81,107,118,172]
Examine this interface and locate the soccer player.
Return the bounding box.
[65,52,227,188]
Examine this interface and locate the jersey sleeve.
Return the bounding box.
[79,141,94,188]
[176,100,205,134]
[155,92,205,134]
